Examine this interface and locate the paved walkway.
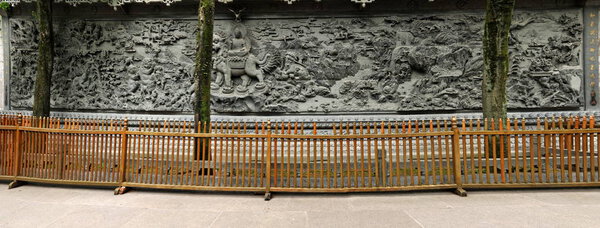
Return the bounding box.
[0,183,599,228]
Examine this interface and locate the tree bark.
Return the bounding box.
[482,0,515,158]
[482,0,515,121]
[32,0,53,118]
[194,0,214,160]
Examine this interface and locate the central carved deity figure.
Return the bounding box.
[212,25,270,94]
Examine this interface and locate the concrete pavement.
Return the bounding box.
[1,183,599,228]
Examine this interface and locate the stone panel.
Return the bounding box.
[0,16,3,110]
[8,10,583,113]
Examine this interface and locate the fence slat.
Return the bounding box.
[3,114,600,193]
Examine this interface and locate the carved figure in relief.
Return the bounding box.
[212,26,271,93]
[282,52,310,80]
[211,34,229,90]
[7,11,584,113]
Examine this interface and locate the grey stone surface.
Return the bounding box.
[0,15,3,111]
[1,109,598,127]
[583,7,599,110]
[7,9,583,114]
[1,184,600,228]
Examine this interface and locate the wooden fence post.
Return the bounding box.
[451,117,467,196]
[265,121,272,201]
[58,118,66,180]
[115,119,129,195]
[9,114,24,189]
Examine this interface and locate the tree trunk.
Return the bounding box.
[32,0,53,119]
[482,0,515,158]
[482,0,515,120]
[193,0,214,160]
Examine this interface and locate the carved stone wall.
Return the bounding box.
[0,16,4,110]
[8,10,583,113]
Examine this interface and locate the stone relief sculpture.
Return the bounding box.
[211,25,273,93]
[9,10,583,113]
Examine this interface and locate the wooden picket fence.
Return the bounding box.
[1,114,600,199]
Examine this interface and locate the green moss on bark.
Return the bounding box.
[482,0,515,157]
[32,0,53,118]
[193,0,214,160]
[482,0,515,121]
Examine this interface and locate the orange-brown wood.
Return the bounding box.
[582,117,588,182]
[551,117,558,183]
[513,119,521,183]
[420,121,427,186]
[543,118,550,183]
[408,121,414,186]
[333,124,338,188]
[312,122,319,188]
[12,115,23,179]
[212,122,221,187]
[157,121,168,184]
[444,120,452,184]
[590,117,597,182]
[483,119,490,184]
[597,125,600,183]
[241,123,248,187]
[470,119,477,184]
[109,120,117,182]
[145,121,154,184]
[575,117,581,182]
[373,123,380,187]
[274,122,280,187]
[219,122,226,187]
[498,119,506,184]
[505,119,513,183]
[8,114,600,194]
[460,119,467,184]
[437,120,444,184]
[118,120,129,185]
[234,122,241,187]
[283,122,290,188]
[452,118,463,188]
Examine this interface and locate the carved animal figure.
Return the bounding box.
[212,27,275,93]
[214,53,271,93]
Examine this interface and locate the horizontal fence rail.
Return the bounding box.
[1,114,600,195]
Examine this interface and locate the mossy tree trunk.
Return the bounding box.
[482,0,515,157]
[482,0,515,121]
[193,0,214,160]
[32,0,54,119]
